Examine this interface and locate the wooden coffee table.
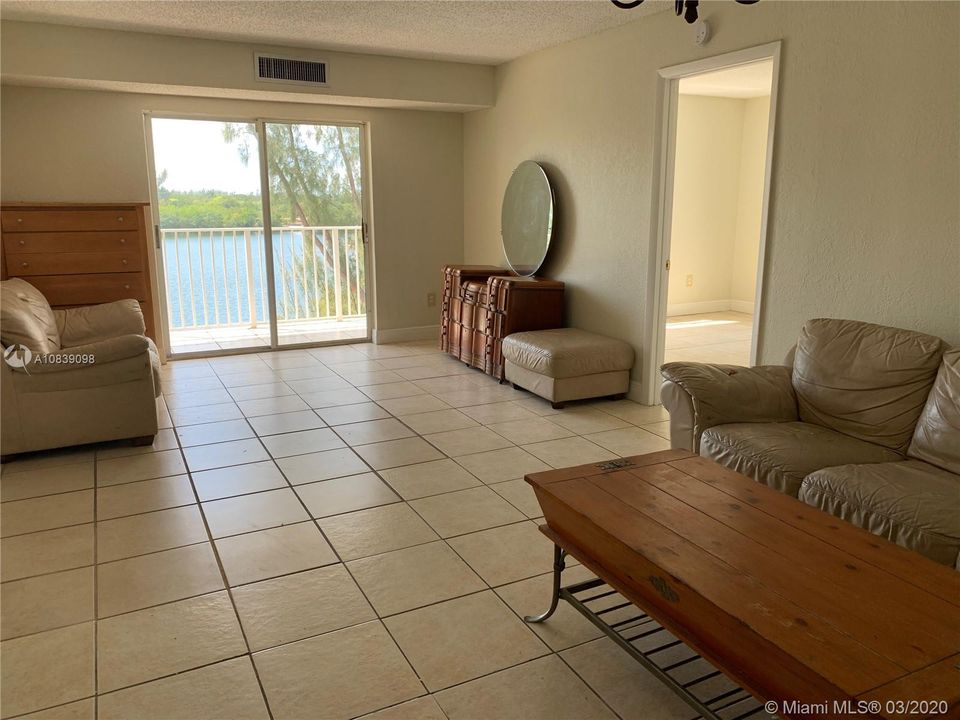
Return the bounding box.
[525,450,960,720]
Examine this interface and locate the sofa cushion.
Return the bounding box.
[909,349,960,474]
[0,278,61,354]
[502,328,634,379]
[799,460,960,567]
[792,318,944,453]
[700,421,902,496]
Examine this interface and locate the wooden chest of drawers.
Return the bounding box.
[1,203,157,341]
[440,264,565,380]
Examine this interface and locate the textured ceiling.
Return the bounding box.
[679,60,774,99]
[0,0,670,65]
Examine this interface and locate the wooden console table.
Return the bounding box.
[526,450,960,720]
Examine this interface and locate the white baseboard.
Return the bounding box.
[667,299,754,317]
[373,325,439,344]
[627,379,647,404]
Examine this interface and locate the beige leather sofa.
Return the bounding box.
[660,319,959,567]
[1,278,161,457]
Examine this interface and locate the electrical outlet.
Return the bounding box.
[427,292,437,307]
[685,274,694,287]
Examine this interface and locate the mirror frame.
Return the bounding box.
[500,160,555,277]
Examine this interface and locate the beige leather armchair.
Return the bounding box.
[660,318,959,567]
[1,278,161,457]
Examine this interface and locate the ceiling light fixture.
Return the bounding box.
[610,0,759,25]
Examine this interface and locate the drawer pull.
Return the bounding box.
[119,237,126,243]
[20,262,28,268]
[18,240,25,246]
[16,218,22,223]
[121,259,128,265]
[117,216,124,222]
[123,284,131,290]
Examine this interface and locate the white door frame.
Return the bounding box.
[641,41,782,405]
[143,112,375,359]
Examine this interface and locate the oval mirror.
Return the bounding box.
[501,161,555,276]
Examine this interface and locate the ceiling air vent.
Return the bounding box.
[254,53,328,86]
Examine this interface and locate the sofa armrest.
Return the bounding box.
[55,300,146,347]
[22,334,151,374]
[659,362,798,451]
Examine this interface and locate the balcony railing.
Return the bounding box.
[161,226,365,329]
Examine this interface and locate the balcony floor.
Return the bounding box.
[169,317,368,354]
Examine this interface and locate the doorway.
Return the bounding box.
[147,116,370,357]
[643,43,780,404]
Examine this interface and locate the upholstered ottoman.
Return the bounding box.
[502,328,635,408]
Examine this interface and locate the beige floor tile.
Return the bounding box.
[17,698,94,720]
[359,382,426,401]
[378,459,481,500]
[358,696,447,720]
[176,419,254,448]
[434,655,615,720]
[316,402,392,426]
[327,359,387,373]
[1,490,93,537]
[494,566,602,650]
[301,387,371,408]
[584,427,672,456]
[334,419,414,446]
[97,543,224,618]
[642,420,673,440]
[521,437,617,468]
[354,437,444,470]
[348,541,485,616]
[191,461,288,501]
[97,450,187,487]
[1,567,94,640]
[599,400,670,425]
[253,621,423,720]
[285,376,352,394]
[447,521,555,586]
[97,505,208,562]
[453,446,551,484]
[511,396,564,416]
[277,448,371,484]
[410,486,525,537]
[183,438,270,472]
[384,591,548,691]
[216,521,338,586]
[275,364,338,381]
[319,503,438,561]
[169,402,243,427]
[98,657,269,720]
[486,417,574,445]
[398,409,478,435]
[548,408,633,435]
[0,462,94,502]
[237,395,309,417]
[561,638,694,719]
[339,370,404,386]
[295,473,399,518]
[0,448,95,476]
[97,591,247,693]
[435,386,526,408]
[425,427,513,457]
[459,402,540,425]
[0,622,95,718]
[164,388,234,409]
[489,479,542,518]
[260,428,345,458]
[228,382,295,401]
[414,376,484,395]
[201,488,308,538]
[95,429,180,461]
[247,410,326,436]
[217,369,283,388]
[1,525,94,582]
[394,363,472,380]
[376,395,449,416]
[96,475,195,520]
[233,565,375,651]
[260,352,324,370]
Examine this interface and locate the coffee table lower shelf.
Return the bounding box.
[526,545,775,720]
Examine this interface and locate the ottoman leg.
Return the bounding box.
[551,401,565,410]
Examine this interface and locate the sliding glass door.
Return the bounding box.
[263,123,368,346]
[148,117,369,356]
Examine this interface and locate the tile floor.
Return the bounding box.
[664,311,753,366]
[0,340,699,720]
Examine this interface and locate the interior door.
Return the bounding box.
[262,122,369,347]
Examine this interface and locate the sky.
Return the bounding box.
[152,118,262,194]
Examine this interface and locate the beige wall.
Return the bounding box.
[0,85,463,336]
[464,1,960,393]
[731,96,769,306]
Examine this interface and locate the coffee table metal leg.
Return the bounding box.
[524,544,566,623]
